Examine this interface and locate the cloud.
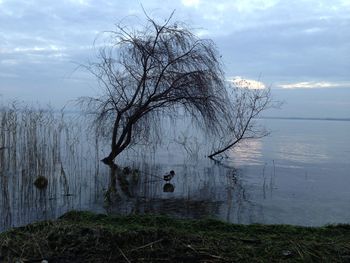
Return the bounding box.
[68,0,91,6]
[3,45,66,54]
[0,0,349,107]
[277,81,348,89]
[183,0,279,13]
[0,59,19,65]
[233,0,279,13]
[0,72,18,78]
[228,76,266,89]
[215,7,350,83]
[181,0,200,8]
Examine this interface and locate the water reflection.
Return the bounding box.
[276,140,330,164]
[228,139,263,165]
[163,183,175,193]
[102,162,259,222]
[1,155,264,231]
[1,114,350,231]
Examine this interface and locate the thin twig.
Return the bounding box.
[117,246,131,263]
[130,239,164,252]
[181,241,229,262]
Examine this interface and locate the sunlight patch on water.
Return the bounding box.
[228,139,263,165]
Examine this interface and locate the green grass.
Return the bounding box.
[1,211,350,262]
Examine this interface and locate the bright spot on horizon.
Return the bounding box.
[228,76,266,89]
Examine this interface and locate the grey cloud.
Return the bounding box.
[214,13,350,83]
[0,0,349,108]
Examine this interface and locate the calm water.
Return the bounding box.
[1,118,349,231]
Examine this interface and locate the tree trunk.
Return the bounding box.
[101,122,133,165]
[101,151,118,165]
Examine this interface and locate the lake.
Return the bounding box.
[1,117,350,231]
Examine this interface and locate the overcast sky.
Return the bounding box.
[0,0,349,116]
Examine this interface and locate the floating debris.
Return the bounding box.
[34,176,48,190]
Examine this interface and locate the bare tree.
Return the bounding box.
[79,13,229,165]
[80,13,275,165]
[208,81,273,160]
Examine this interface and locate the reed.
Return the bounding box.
[0,103,106,231]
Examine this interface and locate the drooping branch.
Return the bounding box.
[208,85,273,160]
[79,12,273,165]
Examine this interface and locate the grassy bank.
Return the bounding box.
[1,211,350,262]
